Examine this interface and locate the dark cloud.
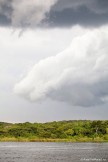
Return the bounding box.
[95,0,108,13]
[52,0,108,14]
[0,0,12,26]
[0,0,108,28]
[48,6,108,27]
[0,14,11,26]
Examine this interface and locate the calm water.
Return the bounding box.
[0,142,107,162]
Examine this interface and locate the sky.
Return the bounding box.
[0,0,108,123]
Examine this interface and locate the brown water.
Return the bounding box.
[0,142,107,162]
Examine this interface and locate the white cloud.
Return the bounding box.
[0,0,58,27]
[14,26,108,107]
[12,0,58,27]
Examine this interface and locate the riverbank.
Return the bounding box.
[0,137,108,142]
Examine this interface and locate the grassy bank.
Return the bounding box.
[0,137,108,142]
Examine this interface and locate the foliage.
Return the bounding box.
[0,120,108,142]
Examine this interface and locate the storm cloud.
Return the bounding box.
[49,0,108,27]
[0,0,108,28]
[14,26,108,107]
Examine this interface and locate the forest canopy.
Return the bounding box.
[0,120,108,142]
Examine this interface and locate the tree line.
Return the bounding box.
[0,120,108,142]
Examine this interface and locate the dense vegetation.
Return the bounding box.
[0,120,108,142]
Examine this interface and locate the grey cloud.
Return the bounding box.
[48,83,103,107]
[0,0,12,26]
[93,0,108,14]
[52,0,108,14]
[0,0,108,28]
[0,14,11,26]
[52,0,94,11]
[48,0,108,27]
[48,6,108,27]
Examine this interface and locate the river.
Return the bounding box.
[0,142,107,162]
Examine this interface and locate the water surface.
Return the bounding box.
[0,142,107,162]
